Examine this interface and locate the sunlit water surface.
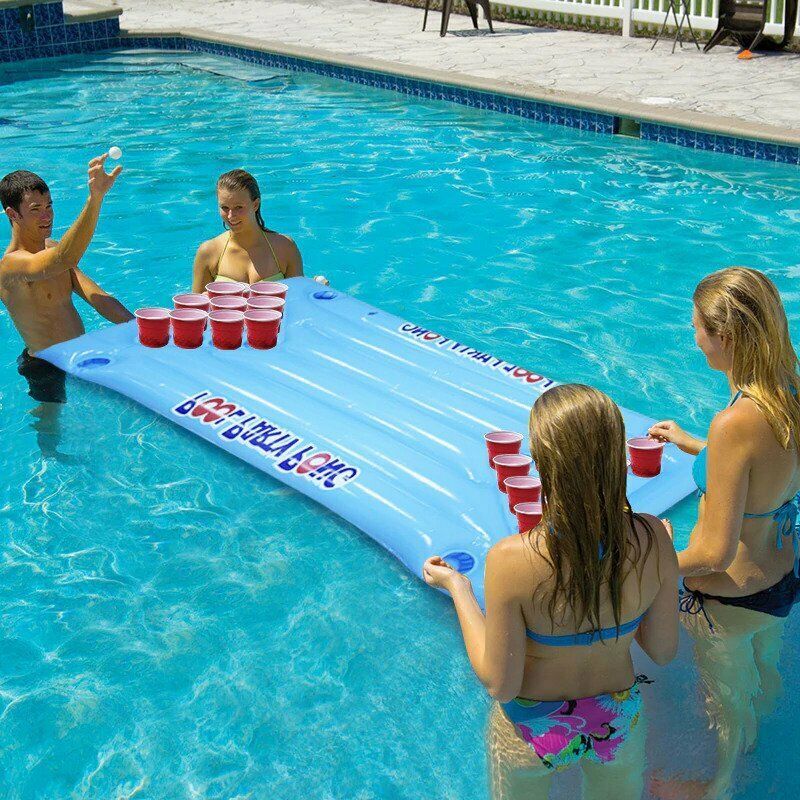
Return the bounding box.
[1,51,799,799]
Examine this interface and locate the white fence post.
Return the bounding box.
[622,0,633,37]
[496,0,787,38]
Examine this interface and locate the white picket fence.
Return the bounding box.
[492,0,797,38]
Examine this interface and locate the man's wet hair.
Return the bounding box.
[0,170,50,220]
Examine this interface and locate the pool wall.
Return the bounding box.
[0,1,121,60]
[1,0,798,166]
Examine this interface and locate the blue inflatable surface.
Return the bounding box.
[39,277,696,604]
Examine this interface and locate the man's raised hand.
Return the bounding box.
[88,153,122,200]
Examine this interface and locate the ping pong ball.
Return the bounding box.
[109,146,122,160]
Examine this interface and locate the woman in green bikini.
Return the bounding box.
[192,169,310,291]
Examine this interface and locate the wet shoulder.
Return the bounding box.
[709,397,766,456]
[631,513,667,557]
[196,233,227,263]
[0,247,26,289]
[486,531,548,594]
[0,243,23,265]
[265,229,300,259]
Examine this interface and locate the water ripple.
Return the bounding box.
[0,50,799,799]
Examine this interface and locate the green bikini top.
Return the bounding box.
[214,230,285,283]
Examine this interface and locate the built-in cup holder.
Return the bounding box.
[76,356,111,369]
[442,551,476,574]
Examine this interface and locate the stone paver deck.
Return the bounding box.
[113,0,800,137]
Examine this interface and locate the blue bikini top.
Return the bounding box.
[693,390,800,577]
[523,537,648,646]
[525,613,646,647]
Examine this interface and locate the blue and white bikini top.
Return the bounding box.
[693,389,800,577]
[525,613,646,647]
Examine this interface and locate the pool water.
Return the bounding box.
[1,51,800,799]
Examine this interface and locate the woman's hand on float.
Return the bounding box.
[661,518,674,541]
[423,556,466,592]
[648,420,686,446]
[648,420,705,455]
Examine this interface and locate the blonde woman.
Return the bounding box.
[649,267,800,800]
[192,169,304,292]
[424,384,678,800]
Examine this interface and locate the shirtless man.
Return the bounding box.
[0,156,132,453]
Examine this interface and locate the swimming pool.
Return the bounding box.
[1,50,799,799]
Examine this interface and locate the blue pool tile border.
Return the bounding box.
[639,122,800,165]
[0,3,798,167]
[0,1,120,61]
[124,37,799,165]
[176,36,620,135]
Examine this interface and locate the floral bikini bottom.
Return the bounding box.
[500,676,648,771]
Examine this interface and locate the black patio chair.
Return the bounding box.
[704,0,798,52]
[423,0,495,37]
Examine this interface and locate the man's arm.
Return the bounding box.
[1,155,121,286]
[71,267,133,324]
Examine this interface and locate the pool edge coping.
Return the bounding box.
[66,1,122,24]
[119,26,800,150]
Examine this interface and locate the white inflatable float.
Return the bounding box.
[39,277,696,604]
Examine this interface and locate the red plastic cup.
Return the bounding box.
[493,454,532,492]
[206,281,246,300]
[245,309,282,350]
[173,293,211,312]
[627,437,665,478]
[210,295,248,312]
[247,295,286,331]
[485,431,523,468]
[514,502,542,533]
[247,295,285,313]
[250,281,288,300]
[209,310,245,350]
[504,475,542,514]
[174,294,210,330]
[135,307,170,348]
[169,308,207,349]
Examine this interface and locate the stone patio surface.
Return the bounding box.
[110,0,800,136]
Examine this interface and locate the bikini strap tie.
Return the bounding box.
[772,494,800,578]
[678,581,715,632]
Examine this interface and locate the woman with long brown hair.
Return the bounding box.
[424,384,678,799]
[649,267,800,800]
[192,169,305,291]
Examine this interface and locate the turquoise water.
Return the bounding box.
[1,51,800,799]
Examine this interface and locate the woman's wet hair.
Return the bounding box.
[528,384,653,636]
[217,169,266,231]
[694,267,800,449]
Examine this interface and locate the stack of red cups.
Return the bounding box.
[484,430,544,533]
